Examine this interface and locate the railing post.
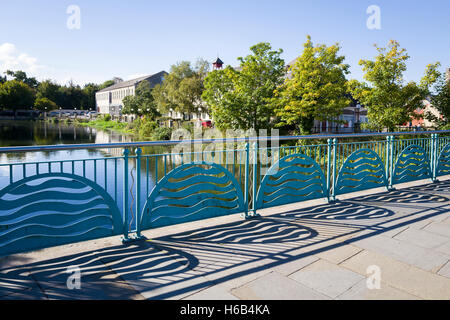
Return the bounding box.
[326,138,332,202]
[242,142,250,219]
[331,138,337,202]
[385,136,390,191]
[252,141,259,217]
[432,134,439,182]
[388,135,395,190]
[135,147,144,239]
[121,148,130,242]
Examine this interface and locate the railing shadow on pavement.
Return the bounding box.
[0,179,449,300]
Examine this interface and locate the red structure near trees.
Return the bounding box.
[212,57,224,70]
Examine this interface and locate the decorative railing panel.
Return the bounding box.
[0,173,123,256]
[140,162,246,229]
[437,143,450,177]
[335,149,387,195]
[255,153,327,209]
[0,131,449,256]
[393,145,431,184]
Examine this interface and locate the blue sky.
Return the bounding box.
[0,0,448,86]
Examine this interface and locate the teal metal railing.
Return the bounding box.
[1,130,450,256]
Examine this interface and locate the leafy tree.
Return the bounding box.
[36,80,61,104]
[202,42,285,130]
[0,80,35,111]
[348,40,439,131]
[81,83,99,110]
[34,97,58,111]
[5,70,38,89]
[273,36,350,134]
[427,70,450,126]
[57,81,84,109]
[99,79,115,90]
[154,59,210,117]
[122,80,159,119]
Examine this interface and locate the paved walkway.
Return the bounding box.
[1,178,450,300]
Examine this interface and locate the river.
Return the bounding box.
[0,120,177,230]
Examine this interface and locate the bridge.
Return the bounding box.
[1,131,450,299]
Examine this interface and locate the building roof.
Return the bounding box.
[97,71,167,93]
[213,57,224,65]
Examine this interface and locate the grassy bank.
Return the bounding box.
[69,116,173,141]
[76,118,135,135]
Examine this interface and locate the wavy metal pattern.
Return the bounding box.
[335,149,387,195]
[256,153,327,209]
[393,145,431,184]
[0,173,122,256]
[140,162,246,229]
[437,143,450,177]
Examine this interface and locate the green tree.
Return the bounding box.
[34,97,58,111]
[427,70,450,126]
[5,70,38,89]
[154,59,210,117]
[99,79,115,90]
[122,80,159,119]
[36,80,61,104]
[81,83,99,111]
[0,80,35,111]
[202,42,285,130]
[273,36,350,134]
[348,40,439,131]
[57,81,84,109]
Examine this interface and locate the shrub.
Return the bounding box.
[152,127,172,141]
[138,119,157,138]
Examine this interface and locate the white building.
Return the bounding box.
[95,71,167,116]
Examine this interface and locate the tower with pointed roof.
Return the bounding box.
[212,57,224,70]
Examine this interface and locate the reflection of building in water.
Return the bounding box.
[94,130,134,157]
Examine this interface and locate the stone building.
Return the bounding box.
[95,71,167,116]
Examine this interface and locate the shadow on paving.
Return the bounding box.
[1,180,449,300]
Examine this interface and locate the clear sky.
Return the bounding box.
[0,0,448,86]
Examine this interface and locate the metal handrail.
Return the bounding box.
[0,130,449,153]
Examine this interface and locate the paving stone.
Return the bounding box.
[336,279,419,300]
[202,258,275,291]
[231,271,329,300]
[436,242,450,256]
[0,269,43,299]
[381,226,410,238]
[351,234,449,272]
[29,257,144,300]
[437,261,450,279]
[273,255,319,276]
[1,286,47,300]
[289,259,364,299]
[183,284,239,300]
[316,244,362,265]
[126,272,213,300]
[341,249,450,299]
[430,211,450,223]
[393,227,450,249]
[423,221,450,238]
